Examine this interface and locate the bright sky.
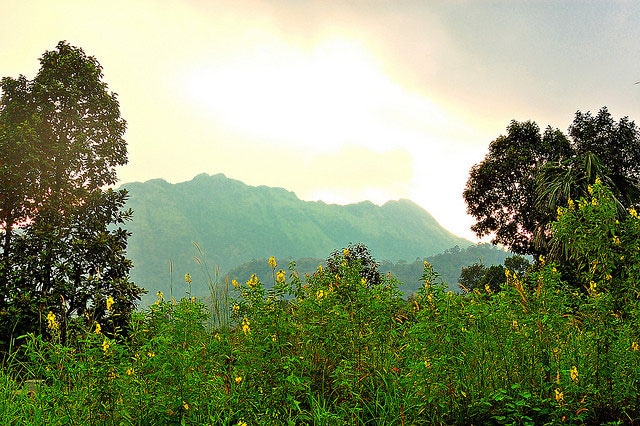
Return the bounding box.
[2,0,640,241]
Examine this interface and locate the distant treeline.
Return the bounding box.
[223,243,514,297]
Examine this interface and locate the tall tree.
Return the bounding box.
[0,41,144,348]
[464,108,640,256]
[463,120,572,254]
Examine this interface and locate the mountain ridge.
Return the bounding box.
[120,173,472,304]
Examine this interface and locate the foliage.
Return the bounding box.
[0,42,144,350]
[225,243,513,303]
[3,226,640,424]
[552,177,640,306]
[459,255,531,293]
[464,107,640,256]
[326,242,382,287]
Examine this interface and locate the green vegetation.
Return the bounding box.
[3,42,640,424]
[464,108,640,256]
[226,243,514,296]
[122,174,471,304]
[2,181,640,424]
[0,42,144,352]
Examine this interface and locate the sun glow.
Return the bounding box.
[177,33,480,240]
[181,37,448,152]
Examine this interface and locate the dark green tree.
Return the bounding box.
[463,121,571,255]
[464,108,640,256]
[327,242,381,288]
[458,255,529,294]
[457,262,486,293]
[0,41,144,349]
[503,255,531,279]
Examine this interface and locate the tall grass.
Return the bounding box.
[192,241,232,330]
[2,254,639,425]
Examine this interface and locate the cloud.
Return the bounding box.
[297,146,413,204]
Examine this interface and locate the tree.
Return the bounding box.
[0,41,144,348]
[458,262,505,293]
[464,108,640,256]
[463,120,572,255]
[458,255,530,294]
[458,262,487,292]
[503,255,531,279]
[327,242,382,288]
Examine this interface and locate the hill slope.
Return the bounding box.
[121,173,471,303]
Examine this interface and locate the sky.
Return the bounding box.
[2,0,640,241]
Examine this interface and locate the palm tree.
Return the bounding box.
[534,151,640,260]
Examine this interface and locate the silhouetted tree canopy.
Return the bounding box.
[0,41,144,349]
[464,107,640,256]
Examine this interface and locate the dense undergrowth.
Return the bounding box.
[2,181,640,425]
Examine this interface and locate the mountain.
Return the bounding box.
[120,173,471,304]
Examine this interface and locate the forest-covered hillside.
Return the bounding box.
[121,173,471,303]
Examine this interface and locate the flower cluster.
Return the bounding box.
[46,311,59,331]
[242,317,251,335]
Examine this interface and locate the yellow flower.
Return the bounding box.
[570,366,579,382]
[106,295,114,311]
[102,338,111,354]
[184,273,192,284]
[182,401,189,410]
[232,304,240,315]
[95,322,101,335]
[237,421,247,426]
[567,198,575,209]
[276,270,286,283]
[343,248,349,256]
[268,256,277,269]
[156,291,164,302]
[232,279,239,288]
[557,206,563,218]
[538,255,545,266]
[235,376,242,384]
[555,388,564,403]
[588,184,594,195]
[484,284,492,294]
[316,289,324,299]
[246,274,259,288]
[512,320,519,331]
[242,317,251,335]
[632,341,639,351]
[46,311,58,331]
[595,176,602,185]
[147,351,155,358]
[126,367,135,376]
[630,207,638,218]
[613,235,621,245]
[589,281,598,295]
[361,278,367,287]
